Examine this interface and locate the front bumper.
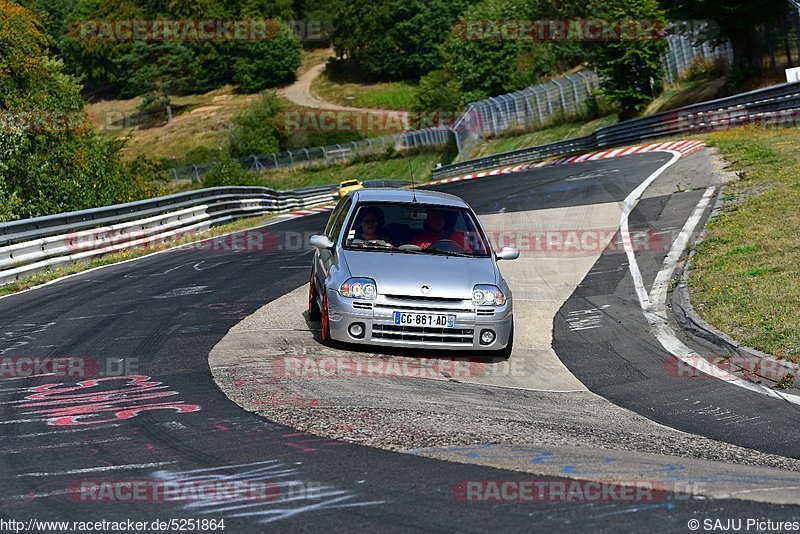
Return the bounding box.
[326,291,513,351]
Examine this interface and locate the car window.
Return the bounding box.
[328,197,353,242]
[343,202,490,257]
[324,196,350,239]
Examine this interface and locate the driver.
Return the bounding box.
[412,208,469,250]
[354,207,391,244]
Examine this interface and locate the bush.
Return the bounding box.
[202,153,263,187]
[414,70,462,112]
[678,57,730,83]
[233,24,302,93]
[228,92,287,158]
[0,1,161,220]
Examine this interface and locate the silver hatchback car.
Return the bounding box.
[307,189,519,355]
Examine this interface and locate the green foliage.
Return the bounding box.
[440,0,583,97]
[413,70,462,112]
[57,0,140,88]
[233,23,302,92]
[0,0,161,220]
[202,153,263,187]
[587,0,667,120]
[329,0,478,81]
[228,91,287,158]
[116,42,200,120]
[441,0,535,96]
[31,0,301,94]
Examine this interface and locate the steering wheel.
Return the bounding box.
[427,239,467,253]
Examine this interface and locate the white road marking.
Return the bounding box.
[18,461,177,477]
[5,436,131,454]
[620,158,800,405]
[153,285,212,298]
[0,424,121,440]
[566,305,610,331]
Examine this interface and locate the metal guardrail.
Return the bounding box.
[432,80,800,179]
[7,79,799,286]
[0,179,413,286]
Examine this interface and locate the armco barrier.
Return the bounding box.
[0,180,409,285]
[0,185,336,286]
[432,80,800,179]
[0,180,412,286]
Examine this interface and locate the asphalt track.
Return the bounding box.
[1,152,799,531]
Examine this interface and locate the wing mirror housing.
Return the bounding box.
[495,246,520,261]
[309,235,334,250]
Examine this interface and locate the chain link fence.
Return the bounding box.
[166,126,453,184]
[168,33,740,181]
[661,35,734,85]
[451,71,600,160]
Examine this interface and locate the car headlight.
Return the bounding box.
[472,284,506,306]
[340,277,377,299]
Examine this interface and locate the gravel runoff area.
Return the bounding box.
[212,367,800,473]
[210,148,800,490]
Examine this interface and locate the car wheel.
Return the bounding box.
[494,322,513,358]
[308,271,322,321]
[320,293,332,343]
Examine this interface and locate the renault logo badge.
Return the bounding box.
[421,285,429,294]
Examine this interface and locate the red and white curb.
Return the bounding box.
[287,206,335,217]
[424,139,706,187]
[280,139,706,220]
[268,204,336,223]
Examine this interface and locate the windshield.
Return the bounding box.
[343,202,491,257]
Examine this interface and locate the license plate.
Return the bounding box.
[393,312,456,328]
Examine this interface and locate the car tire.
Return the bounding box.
[320,293,332,343]
[308,271,322,321]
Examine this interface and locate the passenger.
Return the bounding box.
[412,208,469,250]
[354,207,391,244]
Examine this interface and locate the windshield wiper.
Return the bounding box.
[421,248,474,258]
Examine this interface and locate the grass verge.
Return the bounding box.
[690,126,800,361]
[257,150,447,191]
[310,72,417,110]
[467,115,619,159]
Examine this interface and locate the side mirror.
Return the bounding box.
[495,246,520,261]
[309,235,334,250]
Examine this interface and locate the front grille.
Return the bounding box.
[372,324,474,344]
[384,294,465,303]
[352,301,373,310]
[374,303,473,313]
[476,308,495,316]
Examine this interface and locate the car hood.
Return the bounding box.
[342,250,498,299]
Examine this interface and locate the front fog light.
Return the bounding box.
[480,329,496,345]
[349,323,365,339]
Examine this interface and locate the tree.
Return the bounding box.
[441,0,536,98]
[116,42,200,122]
[329,0,479,81]
[587,0,667,120]
[228,91,287,158]
[57,0,141,89]
[662,0,787,73]
[0,0,160,220]
[414,70,462,112]
[233,23,302,92]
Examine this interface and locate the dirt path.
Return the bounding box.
[280,62,367,112]
[279,58,410,130]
